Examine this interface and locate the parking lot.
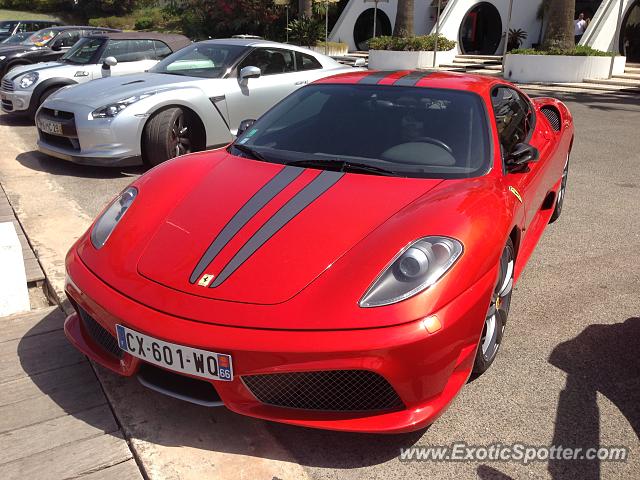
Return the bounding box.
[0,88,639,479]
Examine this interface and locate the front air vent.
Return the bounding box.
[541,106,561,132]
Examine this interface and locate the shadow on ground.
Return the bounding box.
[16,151,145,179]
[547,317,640,480]
[17,310,639,472]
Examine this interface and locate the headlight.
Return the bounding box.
[18,72,38,89]
[91,92,157,118]
[0,56,6,61]
[359,236,463,308]
[91,187,138,249]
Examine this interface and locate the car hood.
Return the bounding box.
[4,61,61,78]
[49,72,202,108]
[136,154,443,305]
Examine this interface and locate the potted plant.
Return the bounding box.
[508,29,527,52]
[503,0,626,83]
[368,34,457,70]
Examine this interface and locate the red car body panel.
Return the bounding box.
[63,70,574,433]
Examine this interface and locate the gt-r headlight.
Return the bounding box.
[91,92,157,118]
[360,236,463,308]
[91,187,137,249]
[0,56,6,61]
[18,72,38,89]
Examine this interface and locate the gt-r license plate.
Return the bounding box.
[38,119,63,135]
[116,325,233,381]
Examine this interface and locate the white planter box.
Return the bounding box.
[0,222,29,316]
[504,54,626,83]
[369,48,457,70]
[310,45,349,57]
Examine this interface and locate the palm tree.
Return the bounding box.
[393,0,414,37]
[299,0,313,19]
[542,0,575,50]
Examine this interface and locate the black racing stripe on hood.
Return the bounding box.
[189,165,304,284]
[358,70,396,85]
[8,63,61,80]
[393,70,436,86]
[210,170,344,288]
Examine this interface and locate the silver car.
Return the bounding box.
[1,32,190,118]
[36,39,356,167]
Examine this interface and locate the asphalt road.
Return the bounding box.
[1,89,639,480]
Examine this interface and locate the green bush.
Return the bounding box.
[510,45,614,56]
[368,34,456,52]
[288,17,324,47]
[134,17,154,30]
[89,16,132,30]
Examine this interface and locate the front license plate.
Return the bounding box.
[116,325,233,381]
[38,119,63,135]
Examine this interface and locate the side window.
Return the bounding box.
[153,40,173,59]
[238,48,295,76]
[16,22,29,33]
[295,52,322,71]
[491,86,531,157]
[102,40,156,62]
[55,31,81,48]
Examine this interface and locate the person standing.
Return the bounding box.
[574,12,587,44]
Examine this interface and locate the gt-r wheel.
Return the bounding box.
[143,107,193,166]
[549,155,569,223]
[472,238,514,375]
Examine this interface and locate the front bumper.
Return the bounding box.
[0,88,32,114]
[35,98,144,166]
[64,246,495,434]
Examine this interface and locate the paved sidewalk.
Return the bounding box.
[0,306,144,479]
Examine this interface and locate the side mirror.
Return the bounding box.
[239,65,261,82]
[237,119,256,137]
[102,56,118,69]
[506,143,539,172]
[353,58,366,67]
[51,42,62,52]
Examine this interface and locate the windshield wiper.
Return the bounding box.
[232,143,268,162]
[285,159,397,176]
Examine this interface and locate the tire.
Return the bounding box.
[142,107,193,166]
[29,86,61,121]
[472,238,514,376]
[549,155,569,224]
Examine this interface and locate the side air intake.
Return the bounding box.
[541,106,561,132]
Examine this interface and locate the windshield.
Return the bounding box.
[24,29,58,46]
[150,43,245,78]
[1,33,29,45]
[61,37,105,64]
[232,84,491,179]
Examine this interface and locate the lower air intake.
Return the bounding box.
[243,370,404,412]
[78,307,123,359]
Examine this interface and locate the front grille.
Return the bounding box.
[39,131,80,151]
[243,370,404,412]
[40,107,74,120]
[78,307,123,359]
[541,106,561,131]
[1,78,14,92]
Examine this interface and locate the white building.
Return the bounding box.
[329,0,640,63]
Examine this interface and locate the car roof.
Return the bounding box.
[97,31,192,52]
[197,38,326,54]
[40,26,120,32]
[314,69,500,93]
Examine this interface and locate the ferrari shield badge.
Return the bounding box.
[509,186,523,203]
[198,273,214,287]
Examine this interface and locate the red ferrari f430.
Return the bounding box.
[64,70,573,433]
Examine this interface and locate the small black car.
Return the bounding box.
[0,20,63,41]
[0,26,119,77]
